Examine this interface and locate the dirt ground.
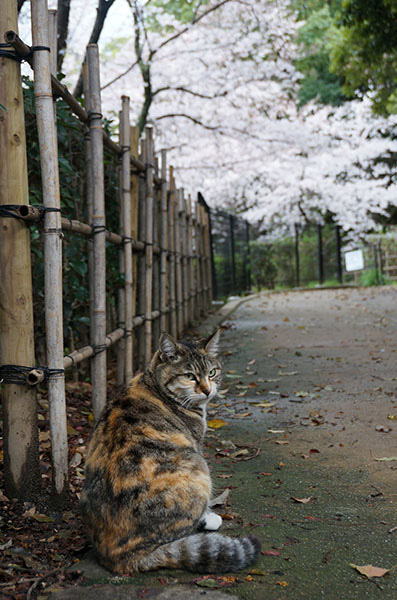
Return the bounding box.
[2,286,397,599]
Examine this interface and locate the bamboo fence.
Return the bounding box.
[0,0,213,502]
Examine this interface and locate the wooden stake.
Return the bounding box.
[120,96,133,382]
[0,0,41,501]
[202,206,212,311]
[86,44,106,421]
[144,127,154,365]
[168,167,177,338]
[31,0,68,500]
[159,150,168,333]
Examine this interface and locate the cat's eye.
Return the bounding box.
[209,368,217,378]
[185,372,196,381]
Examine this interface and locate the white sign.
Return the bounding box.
[345,249,364,272]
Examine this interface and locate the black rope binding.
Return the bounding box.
[91,224,106,235]
[93,344,107,356]
[0,205,61,221]
[0,44,50,64]
[87,111,103,122]
[0,364,64,386]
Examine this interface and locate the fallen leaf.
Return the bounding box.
[291,496,312,504]
[67,424,79,436]
[276,581,289,586]
[249,568,266,575]
[275,440,289,445]
[387,415,397,420]
[247,359,256,365]
[278,371,298,376]
[268,429,285,434]
[248,382,258,388]
[309,448,320,454]
[374,456,397,462]
[261,549,281,556]
[217,474,233,479]
[0,490,9,502]
[350,564,390,579]
[207,418,228,429]
[230,448,250,458]
[210,489,230,507]
[253,402,275,408]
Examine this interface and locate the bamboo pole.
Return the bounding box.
[31,0,68,500]
[195,201,203,317]
[144,127,154,365]
[86,44,106,421]
[186,195,195,323]
[137,142,146,371]
[0,0,41,501]
[199,205,208,311]
[120,96,133,382]
[116,113,125,386]
[202,206,213,310]
[168,167,177,338]
[175,190,183,335]
[83,58,94,386]
[159,150,168,333]
[130,126,139,361]
[180,189,189,327]
[152,157,160,348]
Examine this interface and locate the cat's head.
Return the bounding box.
[152,330,222,407]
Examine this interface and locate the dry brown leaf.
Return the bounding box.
[350,564,390,579]
[291,496,312,504]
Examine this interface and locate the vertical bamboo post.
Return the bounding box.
[87,44,106,420]
[0,0,41,500]
[137,142,146,370]
[195,201,203,318]
[159,150,168,333]
[202,205,212,311]
[82,59,95,380]
[144,127,154,365]
[116,116,125,385]
[180,189,189,327]
[168,167,177,338]
[186,195,195,323]
[152,158,160,347]
[175,189,183,336]
[120,96,133,382]
[31,0,68,499]
[48,9,57,123]
[199,205,206,311]
[116,110,125,385]
[130,126,139,355]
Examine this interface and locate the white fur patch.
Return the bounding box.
[202,511,223,531]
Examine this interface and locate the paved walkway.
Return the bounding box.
[54,287,397,600]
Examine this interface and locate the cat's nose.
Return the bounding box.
[201,386,211,396]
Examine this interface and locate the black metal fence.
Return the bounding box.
[198,196,251,299]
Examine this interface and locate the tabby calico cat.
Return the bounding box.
[81,330,261,574]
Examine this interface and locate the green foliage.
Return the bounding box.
[249,241,277,290]
[329,0,397,115]
[360,267,386,286]
[293,0,347,107]
[22,77,120,360]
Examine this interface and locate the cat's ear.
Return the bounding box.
[204,329,220,357]
[159,332,180,362]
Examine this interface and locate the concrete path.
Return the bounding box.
[55,287,397,600]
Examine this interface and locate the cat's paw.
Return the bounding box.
[201,511,223,531]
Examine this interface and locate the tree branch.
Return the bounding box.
[101,0,233,91]
[156,113,220,130]
[73,0,117,98]
[153,86,228,100]
[57,0,71,71]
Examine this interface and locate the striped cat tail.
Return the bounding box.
[137,533,261,573]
